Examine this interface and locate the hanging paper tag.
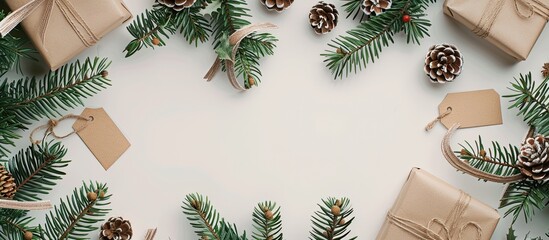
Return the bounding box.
[72,108,130,170]
[438,89,503,129]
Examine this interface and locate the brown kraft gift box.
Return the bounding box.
[444,0,549,60]
[4,0,132,70]
[376,168,500,240]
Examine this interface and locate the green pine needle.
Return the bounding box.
[0,57,111,158]
[7,141,69,202]
[0,11,36,75]
[500,180,549,224]
[456,136,521,178]
[182,193,222,240]
[0,210,35,240]
[309,197,356,240]
[504,73,549,135]
[323,0,436,79]
[252,201,283,240]
[125,0,277,88]
[39,181,111,240]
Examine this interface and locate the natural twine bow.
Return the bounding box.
[473,0,549,38]
[30,114,92,145]
[0,199,52,210]
[204,23,277,91]
[387,191,482,240]
[0,0,98,47]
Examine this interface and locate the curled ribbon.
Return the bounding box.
[387,191,482,240]
[473,0,549,38]
[0,199,52,210]
[0,0,98,47]
[145,228,157,240]
[204,23,278,91]
[441,123,525,183]
[30,114,92,145]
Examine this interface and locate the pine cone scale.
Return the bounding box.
[100,217,133,240]
[261,0,294,11]
[362,0,392,16]
[309,2,339,34]
[0,165,16,199]
[157,0,196,11]
[518,135,549,181]
[424,44,463,83]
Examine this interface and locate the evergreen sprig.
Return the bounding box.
[40,182,111,240]
[310,197,356,240]
[0,210,35,240]
[457,137,521,178]
[506,226,549,240]
[454,70,549,235]
[504,73,549,135]
[8,141,69,202]
[125,0,277,88]
[500,180,549,223]
[0,57,111,158]
[0,11,35,75]
[182,193,222,240]
[252,202,283,240]
[323,0,436,79]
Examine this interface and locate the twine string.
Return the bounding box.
[0,0,98,47]
[30,114,92,144]
[425,107,453,131]
[386,191,482,240]
[473,0,549,38]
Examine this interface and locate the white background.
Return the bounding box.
[9,0,549,239]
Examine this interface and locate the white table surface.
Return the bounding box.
[11,0,549,239]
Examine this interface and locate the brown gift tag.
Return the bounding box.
[73,108,130,170]
[426,89,503,131]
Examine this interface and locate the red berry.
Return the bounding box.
[402,15,411,23]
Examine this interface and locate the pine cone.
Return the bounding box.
[309,2,339,34]
[100,217,133,240]
[361,0,392,16]
[424,44,463,83]
[261,0,294,12]
[542,63,549,78]
[518,135,549,181]
[0,165,16,199]
[157,0,196,11]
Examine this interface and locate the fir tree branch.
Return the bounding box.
[342,0,367,21]
[0,57,111,158]
[500,180,549,223]
[457,136,521,178]
[40,182,111,240]
[504,73,549,135]
[124,2,211,57]
[0,11,36,75]
[323,0,436,79]
[1,57,111,124]
[310,198,356,240]
[124,8,176,57]
[182,193,221,240]
[252,202,283,240]
[8,141,69,202]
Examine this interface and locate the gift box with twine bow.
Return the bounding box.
[444,0,549,60]
[376,168,500,240]
[0,0,132,70]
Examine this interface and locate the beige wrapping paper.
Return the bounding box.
[444,0,549,60]
[4,0,132,70]
[376,168,500,240]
